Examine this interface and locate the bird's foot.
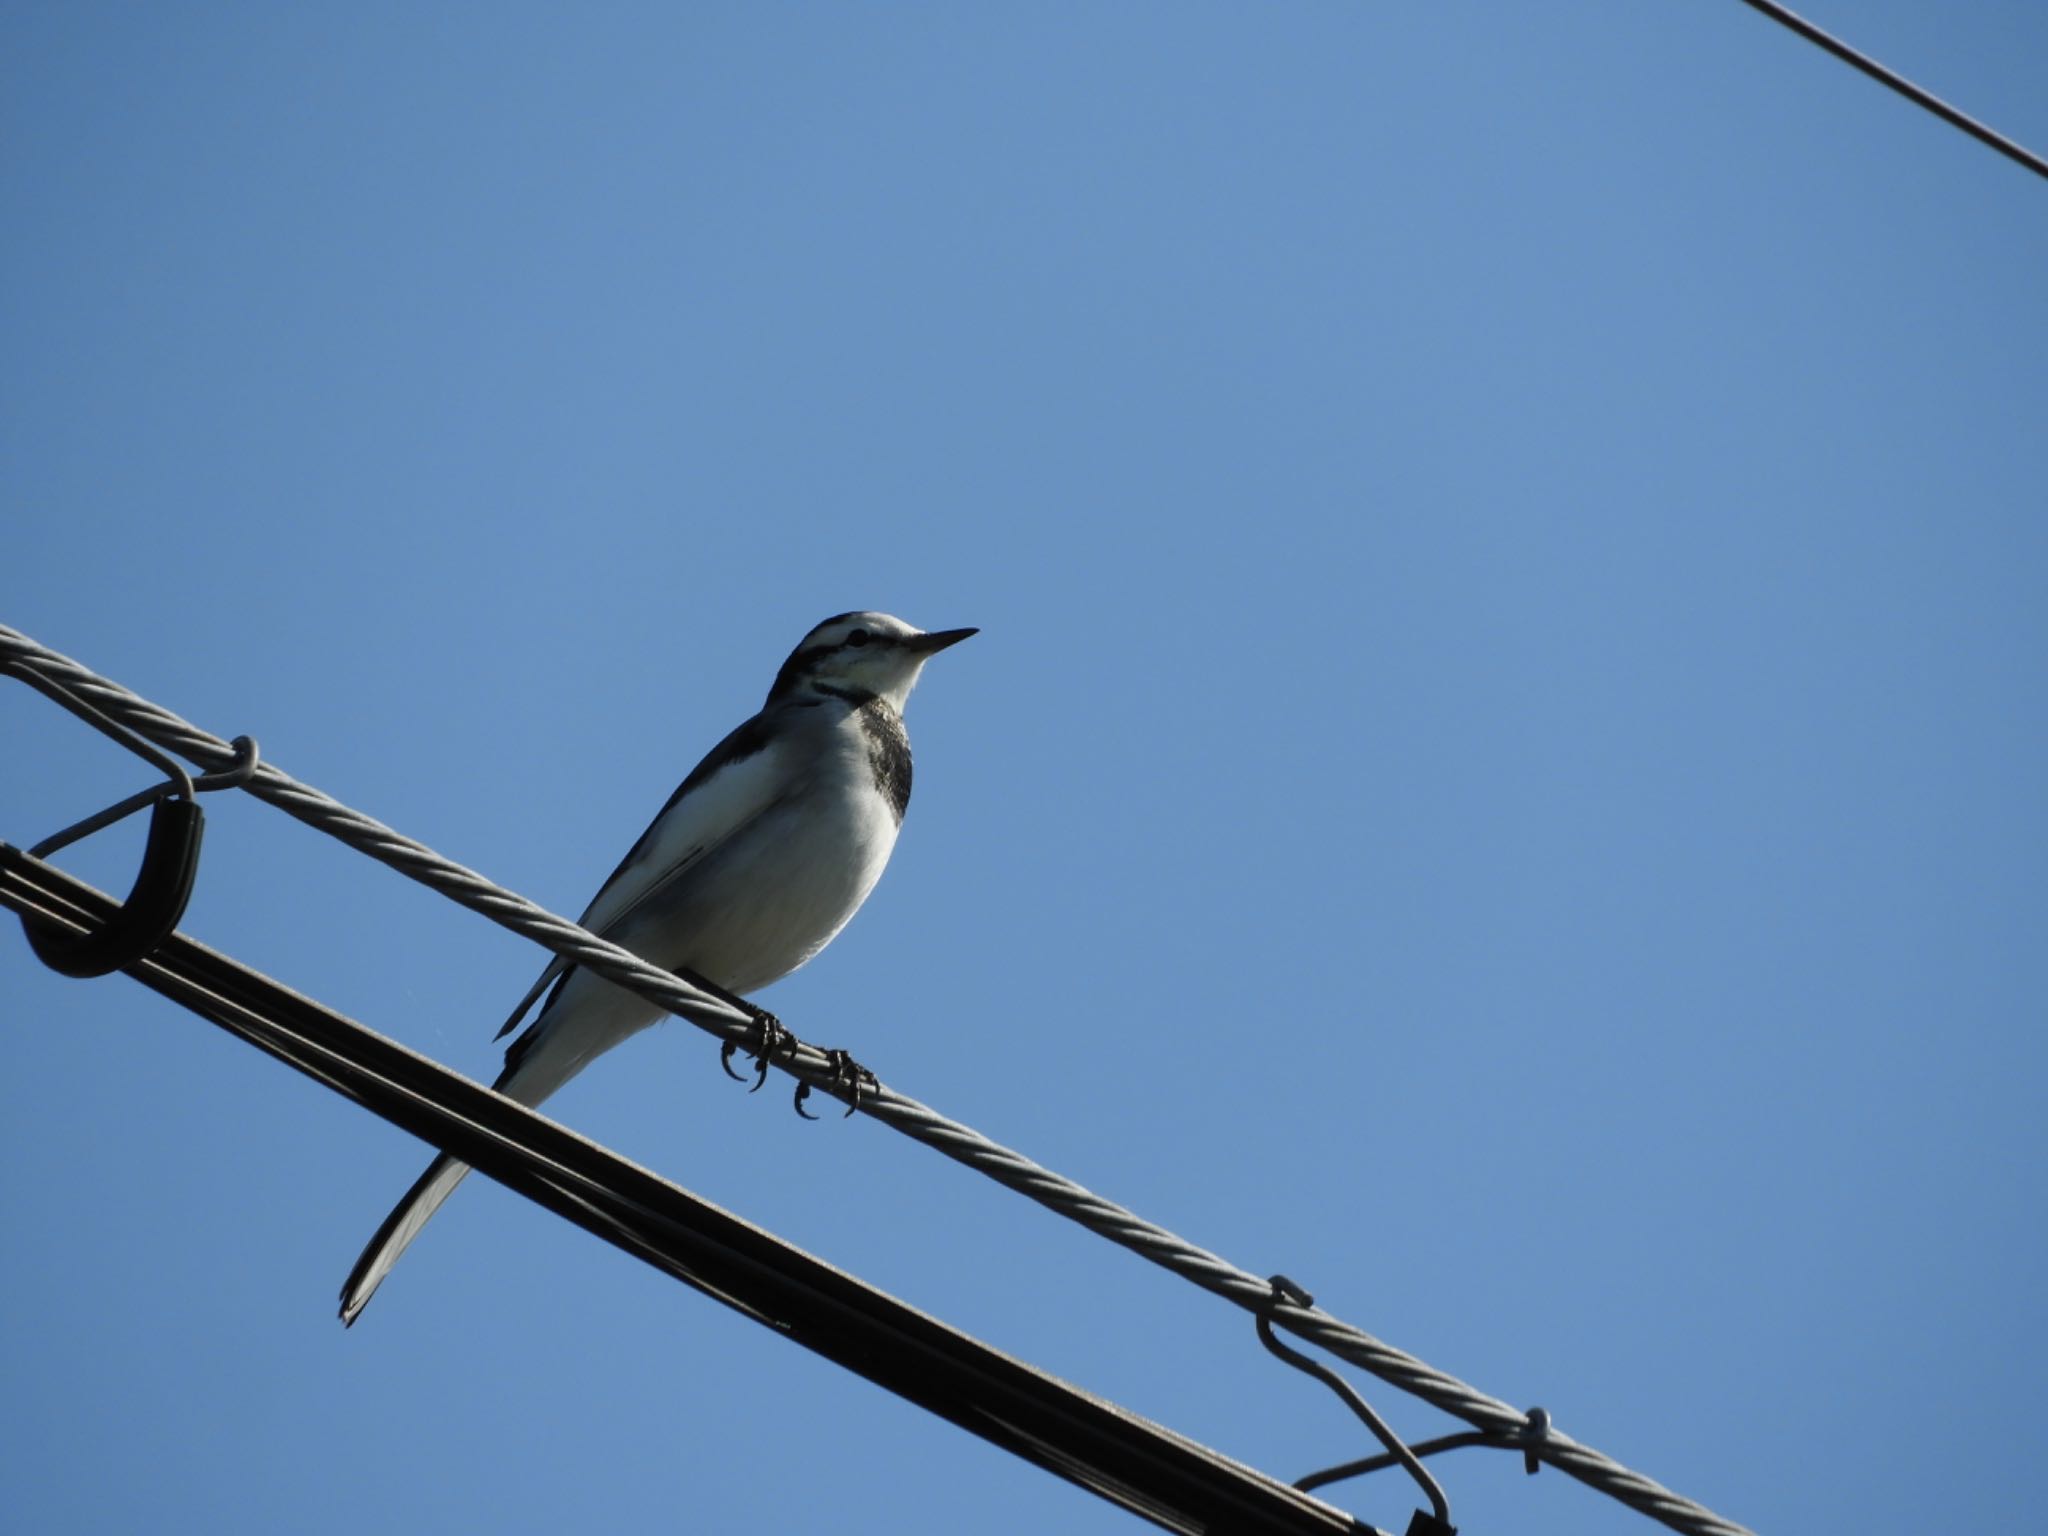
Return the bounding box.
[719,1007,790,1092]
[794,1049,875,1120]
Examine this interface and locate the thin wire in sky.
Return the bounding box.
[1735,0,2048,182]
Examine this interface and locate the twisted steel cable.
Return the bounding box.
[0,621,1753,1536]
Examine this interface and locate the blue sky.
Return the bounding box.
[3,5,2043,1534]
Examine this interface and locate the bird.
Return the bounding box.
[338,611,975,1325]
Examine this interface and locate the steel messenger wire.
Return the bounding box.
[0,622,1753,1536]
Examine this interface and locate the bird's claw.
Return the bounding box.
[719,1008,788,1091]
[794,1049,874,1120]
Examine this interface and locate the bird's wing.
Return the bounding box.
[492,709,797,1041]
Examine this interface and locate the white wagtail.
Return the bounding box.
[339,611,975,1324]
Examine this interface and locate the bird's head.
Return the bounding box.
[767,611,976,712]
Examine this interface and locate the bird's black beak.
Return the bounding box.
[907,627,978,655]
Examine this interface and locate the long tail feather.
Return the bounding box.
[338,1153,472,1326]
[337,975,660,1326]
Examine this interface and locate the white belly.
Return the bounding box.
[499,709,909,1107]
[612,777,902,996]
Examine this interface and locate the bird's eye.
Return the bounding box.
[846,628,870,647]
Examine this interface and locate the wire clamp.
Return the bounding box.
[1518,1405,1551,1475]
[23,793,205,977]
[7,659,257,976]
[1257,1275,1455,1535]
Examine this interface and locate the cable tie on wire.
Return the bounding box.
[1521,1406,1552,1475]
[1270,1274,1315,1309]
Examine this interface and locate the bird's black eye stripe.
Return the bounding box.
[845,628,870,648]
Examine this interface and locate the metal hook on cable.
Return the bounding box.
[5,659,258,977]
[1293,1405,1553,1494]
[27,732,259,860]
[1257,1275,1456,1536]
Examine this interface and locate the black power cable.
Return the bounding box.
[1735,0,2048,181]
[0,844,1379,1536]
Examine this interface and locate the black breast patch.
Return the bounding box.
[857,700,913,822]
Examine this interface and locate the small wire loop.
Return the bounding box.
[194,735,261,792]
[1257,1276,1453,1530]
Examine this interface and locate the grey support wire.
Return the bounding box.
[0,622,1755,1536]
[1734,0,2048,182]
